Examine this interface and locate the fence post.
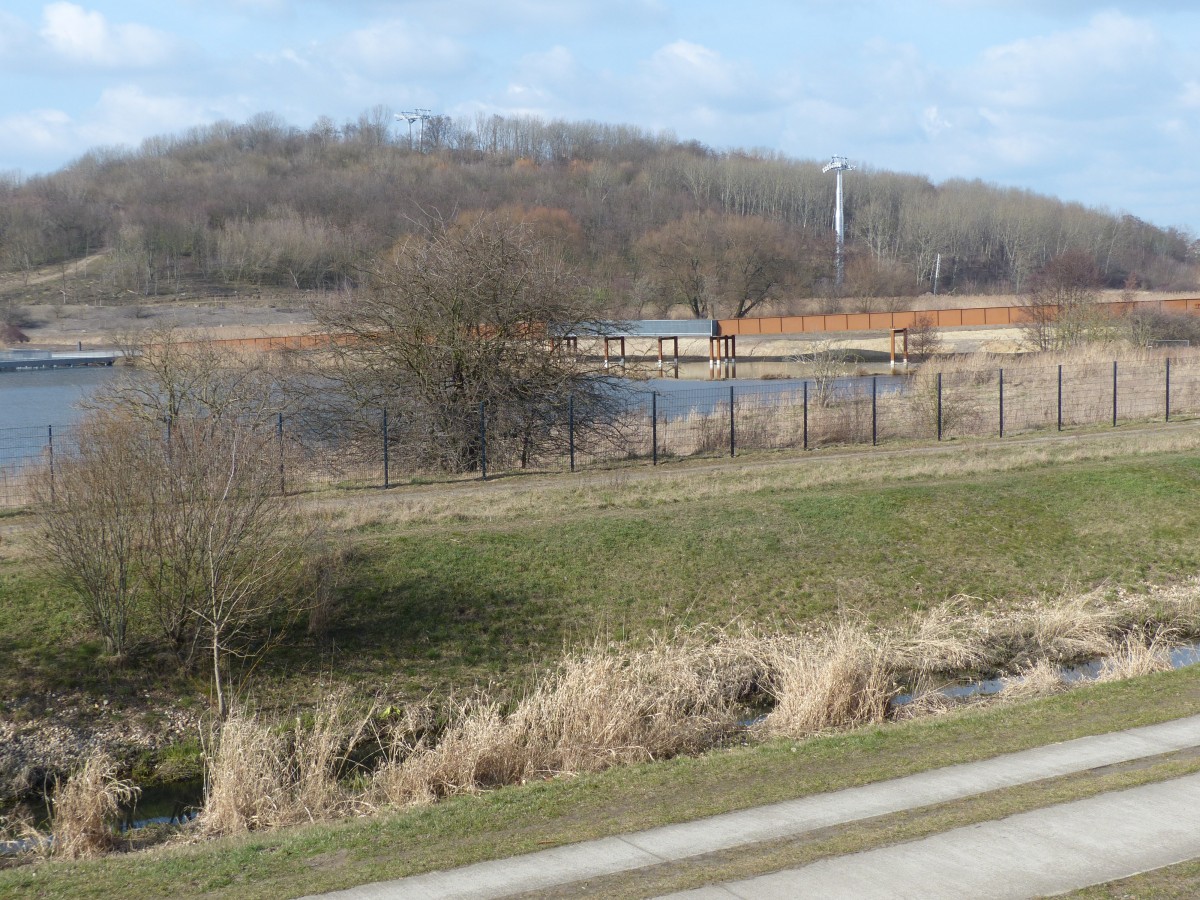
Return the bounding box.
[382,409,389,489]
[277,415,286,494]
[479,401,487,481]
[999,368,1005,438]
[651,391,658,466]
[1166,357,1172,423]
[729,385,736,458]
[871,376,878,446]
[1057,365,1063,432]
[803,381,809,451]
[47,425,55,504]
[568,394,576,472]
[936,372,943,441]
[1112,360,1118,427]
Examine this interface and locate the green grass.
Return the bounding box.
[3,663,1200,899]
[303,453,1200,695]
[6,446,1200,699]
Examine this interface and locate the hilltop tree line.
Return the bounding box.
[1,108,1196,315]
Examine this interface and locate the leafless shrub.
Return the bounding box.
[907,314,944,360]
[30,413,160,659]
[50,754,140,858]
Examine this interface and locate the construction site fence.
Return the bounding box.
[2,354,1199,508]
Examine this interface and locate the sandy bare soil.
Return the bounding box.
[11,300,319,350]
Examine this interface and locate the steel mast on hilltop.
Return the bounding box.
[395,109,432,150]
[823,155,855,287]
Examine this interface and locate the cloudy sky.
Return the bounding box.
[2,1,1199,233]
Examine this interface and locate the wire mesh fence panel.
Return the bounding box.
[1060,361,1114,429]
[937,369,994,441]
[1169,357,1200,420]
[1001,363,1059,436]
[733,385,809,453]
[13,351,1200,507]
[1115,359,1165,424]
[0,424,80,508]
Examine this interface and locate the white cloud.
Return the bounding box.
[39,3,178,69]
[333,19,472,77]
[643,40,747,99]
[0,12,35,63]
[973,11,1160,111]
[0,108,73,156]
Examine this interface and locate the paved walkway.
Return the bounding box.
[665,773,1200,899]
[307,715,1200,900]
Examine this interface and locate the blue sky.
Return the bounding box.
[2,1,1200,233]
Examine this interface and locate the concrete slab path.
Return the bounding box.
[663,773,1200,899]
[307,714,1200,900]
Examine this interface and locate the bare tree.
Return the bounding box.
[31,414,157,659]
[33,410,309,711]
[309,213,619,473]
[1017,250,1107,351]
[88,323,281,424]
[907,314,945,360]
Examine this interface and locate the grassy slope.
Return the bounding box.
[298,449,1200,696]
[3,428,1200,894]
[5,428,1200,700]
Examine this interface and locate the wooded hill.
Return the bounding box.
[1,109,1196,317]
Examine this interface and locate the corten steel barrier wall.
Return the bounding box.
[713,298,1200,337]
[5,355,1200,508]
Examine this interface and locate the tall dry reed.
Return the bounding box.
[372,636,753,806]
[752,625,897,738]
[200,695,368,834]
[50,753,140,858]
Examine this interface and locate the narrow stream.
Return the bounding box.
[892,640,1200,707]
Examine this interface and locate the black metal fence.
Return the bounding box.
[3,354,1199,508]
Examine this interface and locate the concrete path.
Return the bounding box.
[664,773,1200,899]
[307,715,1200,900]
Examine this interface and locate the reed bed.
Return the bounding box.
[49,754,139,858]
[28,581,1200,850]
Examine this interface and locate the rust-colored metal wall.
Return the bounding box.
[715,298,1200,337]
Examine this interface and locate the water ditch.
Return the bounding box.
[6,642,1200,856]
[891,641,1200,708]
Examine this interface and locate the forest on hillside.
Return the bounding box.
[1,108,1196,317]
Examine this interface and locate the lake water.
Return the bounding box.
[0,367,118,431]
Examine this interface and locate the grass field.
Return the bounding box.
[4,422,1200,892]
[5,423,1200,702]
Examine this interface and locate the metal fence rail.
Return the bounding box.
[2,355,1197,508]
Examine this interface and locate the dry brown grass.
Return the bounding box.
[751,626,897,739]
[49,753,139,858]
[199,693,368,834]
[1097,630,1176,682]
[184,581,1200,831]
[371,636,750,806]
[1000,660,1068,701]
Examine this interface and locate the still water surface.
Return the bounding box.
[0,367,118,431]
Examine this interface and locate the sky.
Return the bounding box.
[2,1,1200,234]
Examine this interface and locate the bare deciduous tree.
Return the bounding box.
[1018,250,1108,351]
[309,213,619,473]
[33,410,309,713]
